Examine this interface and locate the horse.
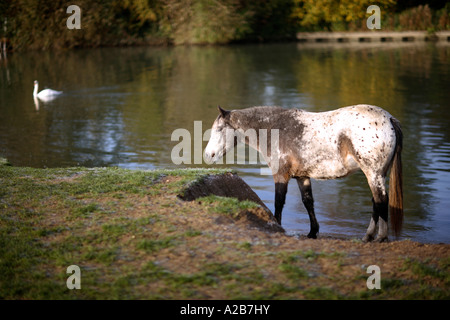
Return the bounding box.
[204,105,403,242]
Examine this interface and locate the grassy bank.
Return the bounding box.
[0,163,449,299]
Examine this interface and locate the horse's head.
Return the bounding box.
[204,106,236,164]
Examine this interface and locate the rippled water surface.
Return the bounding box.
[1,42,449,243]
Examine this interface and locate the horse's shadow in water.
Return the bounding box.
[204,105,403,242]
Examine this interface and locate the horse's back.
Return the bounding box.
[290,104,398,179]
[337,104,394,125]
[335,104,396,146]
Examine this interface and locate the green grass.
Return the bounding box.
[403,258,449,281]
[0,164,235,299]
[197,195,259,217]
[1,161,449,300]
[278,263,309,279]
[137,237,177,253]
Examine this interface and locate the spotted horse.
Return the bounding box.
[204,105,403,242]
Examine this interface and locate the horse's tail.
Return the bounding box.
[389,118,403,237]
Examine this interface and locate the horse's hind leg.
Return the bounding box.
[296,177,319,239]
[363,174,389,243]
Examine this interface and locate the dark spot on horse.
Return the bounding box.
[375,122,378,126]
[363,128,366,130]
[376,134,379,139]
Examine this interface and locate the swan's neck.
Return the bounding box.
[33,83,38,96]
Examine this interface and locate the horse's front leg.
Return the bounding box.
[274,183,288,224]
[296,177,319,239]
[273,175,290,225]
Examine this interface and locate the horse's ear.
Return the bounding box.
[218,105,230,118]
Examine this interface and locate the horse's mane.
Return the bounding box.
[236,106,286,115]
[228,106,296,131]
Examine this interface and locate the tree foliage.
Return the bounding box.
[0,0,448,50]
[159,0,251,44]
[291,0,396,30]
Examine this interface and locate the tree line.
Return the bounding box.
[0,0,448,50]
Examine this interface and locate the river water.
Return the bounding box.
[1,42,449,243]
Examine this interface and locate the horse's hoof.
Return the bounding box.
[307,233,317,239]
[374,236,389,243]
[362,235,373,243]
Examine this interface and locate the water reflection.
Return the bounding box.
[0,42,449,242]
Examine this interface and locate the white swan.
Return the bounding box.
[33,80,62,101]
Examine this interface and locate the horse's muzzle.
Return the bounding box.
[203,151,216,164]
